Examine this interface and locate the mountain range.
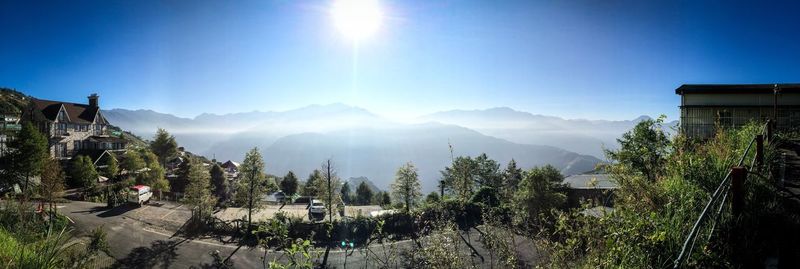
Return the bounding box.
[102,103,671,192]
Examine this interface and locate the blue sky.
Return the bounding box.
[1,0,799,121]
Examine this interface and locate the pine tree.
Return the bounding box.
[502,159,523,197]
[340,182,352,204]
[280,171,299,196]
[183,159,214,219]
[302,170,322,197]
[103,155,119,179]
[237,148,266,232]
[70,155,98,197]
[210,163,228,203]
[150,128,178,167]
[355,181,373,205]
[6,122,48,194]
[392,162,422,212]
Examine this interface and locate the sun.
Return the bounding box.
[331,0,383,42]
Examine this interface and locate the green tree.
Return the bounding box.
[474,153,502,189]
[121,150,145,175]
[355,181,373,205]
[139,160,168,199]
[210,163,228,203]
[280,171,299,196]
[440,156,478,200]
[141,150,159,168]
[173,157,192,194]
[340,182,352,204]
[183,159,214,219]
[70,155,98,197]
[5,122,48,194]
[302,170,322,197]
[39,157,65,219]
[391,162,422,212]
[502,159,523,197]
[605,117,671,182]
[380,192,391,207]
[150,128,178,167]
[513,165,566,229]
[102,155,119,179]
[236,148,267,231]
[425,191,440,204]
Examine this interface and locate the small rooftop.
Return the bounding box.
[563,174,618,189]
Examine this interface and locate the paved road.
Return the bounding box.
[60,200,537,268]
[59,201,408,268]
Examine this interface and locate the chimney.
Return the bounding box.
[88,93,99,108]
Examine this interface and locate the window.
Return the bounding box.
[74,141,81,150]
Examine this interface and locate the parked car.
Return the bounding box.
[308,199,325,220]
[128,185,152,206]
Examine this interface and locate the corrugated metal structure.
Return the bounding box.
[676,84,800,138]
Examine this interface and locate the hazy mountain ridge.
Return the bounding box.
[103,104,625,192]
[419,107,678,158]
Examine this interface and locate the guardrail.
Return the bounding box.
[672,120,771,268]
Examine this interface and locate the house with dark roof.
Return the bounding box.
[676,84,800,138]
[27,94,127,160]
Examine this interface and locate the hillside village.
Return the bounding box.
[2,84,800,268]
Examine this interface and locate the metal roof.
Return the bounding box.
[562,174,618,189]
[675,84,800,95]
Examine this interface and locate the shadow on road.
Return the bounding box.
[71,205,109,214]
[112,238,188,269]
[97,204,138,218]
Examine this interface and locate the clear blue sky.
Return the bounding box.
[2,0,799,120]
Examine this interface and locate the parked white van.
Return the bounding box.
[128,185,152,206]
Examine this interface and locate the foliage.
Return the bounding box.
[392,162,422,211]
[513,165,565,232]
[39,157,65,219]
[543,121,784,268]
[470,186,500,208]
[2,122,48,194]
[101,155,118,178]
[138,152,169,198]
[183,159,215,220]
[316,160,342,221]
[210,163,228,203]
[355,181,373,205]
[149,128,178,166]
[279,171,299,196]
[173,155,193,194]
[425,191,440,204]
[237,147,267,230]
[301,170,321,197]
[340,182,352,204]
[121,150,145,175]
[605,116,671,182]
[441,156,478,200]
[69,155,98,195]
[502,159,523,198]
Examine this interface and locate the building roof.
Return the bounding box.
[31,98,108,124]
[562,174,618,189]
[87,135,127,143]
[675,84,800,95]
[222,160,240,168]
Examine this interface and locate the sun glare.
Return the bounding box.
[332,0,383,42]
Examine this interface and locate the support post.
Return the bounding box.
[756,135,764,169]
[730,167,747,217]
[766,120,773,142]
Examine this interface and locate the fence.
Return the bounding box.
[672,120,771,268]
